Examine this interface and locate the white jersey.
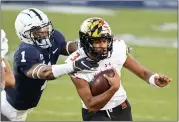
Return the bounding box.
[66,39,128,110]
[1,29,9,58]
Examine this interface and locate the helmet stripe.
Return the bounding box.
[91,24,99,37]
[29,9,42,21]
[21,12,32,18]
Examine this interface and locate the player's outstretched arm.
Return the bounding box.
[71,69,120,112]
[1,58,15,87]
[26,57,99,80]
[123,55,172,87]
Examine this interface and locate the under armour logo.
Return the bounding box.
[105,62,111,67]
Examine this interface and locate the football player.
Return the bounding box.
[66,17,172,121]
[1,29,15,90]
[1,8,98,121]
[1,29,15,121]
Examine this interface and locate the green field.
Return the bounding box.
[1,8,177,121]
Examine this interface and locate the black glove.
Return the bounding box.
[73,57,99,71]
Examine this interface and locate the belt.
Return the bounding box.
[87,99,128,113]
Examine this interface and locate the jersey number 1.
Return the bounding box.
[21,51,26,62]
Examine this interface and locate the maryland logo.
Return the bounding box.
[85,18,111,37]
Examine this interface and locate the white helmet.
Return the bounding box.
[1,29,9,58]
[15,8,54,49]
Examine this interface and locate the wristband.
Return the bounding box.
[149,73,160,87]
[52,63,74,78]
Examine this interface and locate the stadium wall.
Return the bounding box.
[1,0,177,9]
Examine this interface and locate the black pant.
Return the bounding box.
[82,99,133,121]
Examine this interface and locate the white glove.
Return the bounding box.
[1,29,9,58]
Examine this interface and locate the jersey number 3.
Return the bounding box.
[21,51,26,62]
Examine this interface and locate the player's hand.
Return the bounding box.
[154,75,172,88]
[1,58,15,87]
[2,58,12,73]
[73,57,99,71]
[103,68,120,90]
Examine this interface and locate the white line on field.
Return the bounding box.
[31,110,169,120]
[42,96,172,105]
[5,34,177,61]
[131,99,171,104]
[42,96,74,101]
[47,80,172,89]
[122,82,172,89]
[133,114,169,120]
[31,110,80,116]
[133,114,154,119]
[2,4,115,16]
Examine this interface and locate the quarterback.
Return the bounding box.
[66,17,172,121]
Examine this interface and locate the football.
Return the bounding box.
[90,69,115,96]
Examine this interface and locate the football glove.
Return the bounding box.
[73,57,99,71]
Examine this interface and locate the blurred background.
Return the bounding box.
[1,0,177,121]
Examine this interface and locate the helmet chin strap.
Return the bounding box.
[35,38,52,49]
[87,50,108,62]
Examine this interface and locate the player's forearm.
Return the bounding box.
[142,70,154,84]
[60,41,78,55]
[36,66,55,80]
[135,69,154,84]
[26,65,54,80]
[124,55,154,84]
[26,63,74,80]
[4,74,15,87]
[1,59,15,87]
[87,87,118,112]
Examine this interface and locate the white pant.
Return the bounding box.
[1,90,32,121]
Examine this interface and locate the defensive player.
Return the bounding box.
[1,9,98,121]
[66,17,172,121]
[1,29,15,90]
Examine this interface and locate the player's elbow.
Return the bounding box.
[86,100,101,112]
[86,104,100,112]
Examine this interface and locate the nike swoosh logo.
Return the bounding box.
[52,48,58,54]
[81,61,90,69]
